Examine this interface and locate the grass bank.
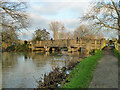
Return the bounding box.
[61,50,103,88]
[113,49,120,67]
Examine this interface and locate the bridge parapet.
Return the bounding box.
[31,38,106,52]
[34,39,70,47]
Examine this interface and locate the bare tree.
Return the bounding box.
[64,32,73,39]
[0,1,29,31]
[0,0,29,46]
[2,29,18,45]
[81,0,120,42]
[58,24,66,39]
[73,24,96,39]
[49,21,62,40]
[95,32,105,39]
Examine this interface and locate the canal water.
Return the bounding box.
[2,51,80,88]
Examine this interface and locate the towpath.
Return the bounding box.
[89,47,118,88]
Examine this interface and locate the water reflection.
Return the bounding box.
[2,51,80,88]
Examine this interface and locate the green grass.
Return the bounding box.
[61,51,103,88]
[113,49,120,67]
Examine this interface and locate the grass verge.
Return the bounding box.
[113,49,120,67]
[61,50,103,88]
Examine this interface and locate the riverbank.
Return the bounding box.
[60,50,103,88]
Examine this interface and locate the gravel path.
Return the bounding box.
[89,47,118,88]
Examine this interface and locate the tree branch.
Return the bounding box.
[111,0,120,18]
[96,16,118,30]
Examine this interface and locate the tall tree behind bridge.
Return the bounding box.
[73,24,96,39]
[32,28,50,41]
[81,0,120,42]
[64,32,73,39]
[49,21,62,40]
[58,24,66,39]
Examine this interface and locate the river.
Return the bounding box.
[2,51,80,88]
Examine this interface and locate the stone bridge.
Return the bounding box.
[28,38,106,54]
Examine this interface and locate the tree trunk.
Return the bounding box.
[118,0,120,43]
[53,32,55,40]
[118,20,120,43]
[118,31,120,43]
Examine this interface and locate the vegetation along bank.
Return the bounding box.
[60,50,103,88]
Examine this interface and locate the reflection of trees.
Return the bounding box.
[2,51,80,72]
[25,51,79,68]
[2,52,18,71]
[22,52,32,60]
[28,52,62,67]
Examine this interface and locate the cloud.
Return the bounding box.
[29,12,80,30]
[30,13,50,27]
[31,4,62,15]
[28,1,89,30]
[17,31,33,40]
[30,2,90,16]
[63,19,80,29]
